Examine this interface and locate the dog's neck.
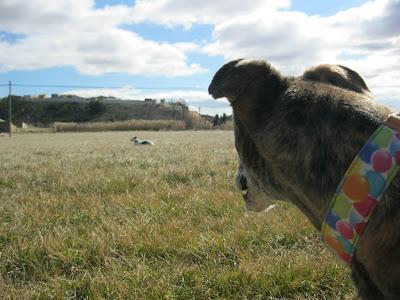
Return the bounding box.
[321,113,400,264]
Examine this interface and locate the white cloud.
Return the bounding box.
[202,0,400,102]
[131,0,291,28]
[0,0,204,76]
[204,12,329,72]
[0,0,131,34]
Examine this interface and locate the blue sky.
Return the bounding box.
[0,0,399,115]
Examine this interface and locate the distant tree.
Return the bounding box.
[176,99,188,109]
[46,103,58,112]
[59,102,85,122]
[213,114,220,126]
[220,113,228,124]
[86,100,106,115]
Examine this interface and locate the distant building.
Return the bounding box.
[51,94,58,98]
[23,95,31,100]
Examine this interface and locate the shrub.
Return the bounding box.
[185,111,213,130]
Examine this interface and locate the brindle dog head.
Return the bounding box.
[210,59,378,213]
[210,59,289,212]
[211,59,377,213]
[209,59,400,299]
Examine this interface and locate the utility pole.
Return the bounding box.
[198,107,201,130]
[8,80,11,137]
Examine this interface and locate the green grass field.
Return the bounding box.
[0,131,353,299]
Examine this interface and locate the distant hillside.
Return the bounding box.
[0,95,190,126]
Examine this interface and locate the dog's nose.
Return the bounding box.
[236,173,248,191]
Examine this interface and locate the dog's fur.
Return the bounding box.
[209,58,400,299]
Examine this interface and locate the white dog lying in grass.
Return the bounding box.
[131,136,154,146]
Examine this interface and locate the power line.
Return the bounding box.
[9,83,206,90]
[2,83,400,95]
[12,84,122,89]
[2,82,400,89]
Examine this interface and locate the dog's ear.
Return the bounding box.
[208,59,280,103]
[302,64,371,97]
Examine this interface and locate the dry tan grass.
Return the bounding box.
[0,131,354,299]
[54,120,187,132]
[215,121,234,130]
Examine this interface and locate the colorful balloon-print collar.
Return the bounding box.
[321,113,400,265]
